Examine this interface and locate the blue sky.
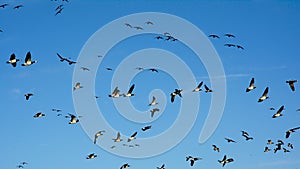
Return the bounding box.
[1,0,300,169]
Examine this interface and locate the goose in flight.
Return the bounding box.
[124,23,132,28]
[120,163,130,169]
[224,33,235,38]
[208,34,220,38]
[193,81,203,92]
[283,148,290,153]
[21,52,37,66]
[170,89,182,103]
[6,53,20,67]
[288,143,293,149]
[133,26,143,30]
[141,125,152,131]
[285,127,300,138]
[258,87,269,102]
[33,112,45,118]
[218,155,234,167]
[225,138,236,143]
[212,144,220,152]
[286,80,297,91]
[246,78,256,92]
[113,132,122,142]
[86,153,97,159]
[127,131,137,142]
[156,164,165,169]
[94,130,105,144]
[242,134,253,141]
[122,84,135,97]
[109,87,120,98]
[0,3,8,8]
[267,139,273,145]
[272,105,284,118]
[264,147,271,152]
[13,5,23,9]
[67,113,80,124]
[186,156,202,166]
[24,93,34,100]
[204,84,213,93]
[73,82,83,91]
[145,21,153,25]
[224,43,236,47]
[149,96,158,106]
[150,108,160,117]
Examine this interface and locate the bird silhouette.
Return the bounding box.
[258,87,269,102]
[193,81,203,92]
[21,52,37,66]
[246,78,256,92]
[6,53,20,67]
[286,80,297,91]
[272,105,284,118]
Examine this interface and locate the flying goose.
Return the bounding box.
[236,45,244,50]
[283,148,290,153]
[225,138,236,143]
[51,109,62,112]
[193,81,203,92]
[94,130,105,144]
[258,87,269,102]
[208,34,220,38]
[286,80,297,91]
[133,26,143,30]
[24,93,34,100]
[224,43,236,47]
[285,127,300,138]
[55,8,63,16]
[21,52,37,66]
[124,23,132,28]
[109,87,120,98]
[33,112,45,118]
[212,144,220,152]
[13,5,23,9]
[127,131,137,142]
[242,134,253,141]
[120,163,130,169]
[145,21,153,25]
[149,96,158,106]
[67,113,80,124]
[73,82,83,91]
[264,146,270,152]
[86,153,97,159]
[272,105,284,118]
[122,84,135,97]
[157,164,165,169]
[6,53,20,67]
[186,156,202,166]
[170,89,182,102]
[150,108,160,117]
[204,84,213,93]
[241,130,249,136]
[149,68,158,72]
[288,143,293,149]
[267,140,273,145]
[246,78,256,92]
[141,125,152,131]
[218,155,234,167]
[224,33,235,38]
[57,53,67,62]
[0,3,8,8]
[113,132,122,142]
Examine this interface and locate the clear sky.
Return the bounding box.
[1,0,300,169]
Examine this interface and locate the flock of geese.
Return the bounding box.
[2,3,299,169]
